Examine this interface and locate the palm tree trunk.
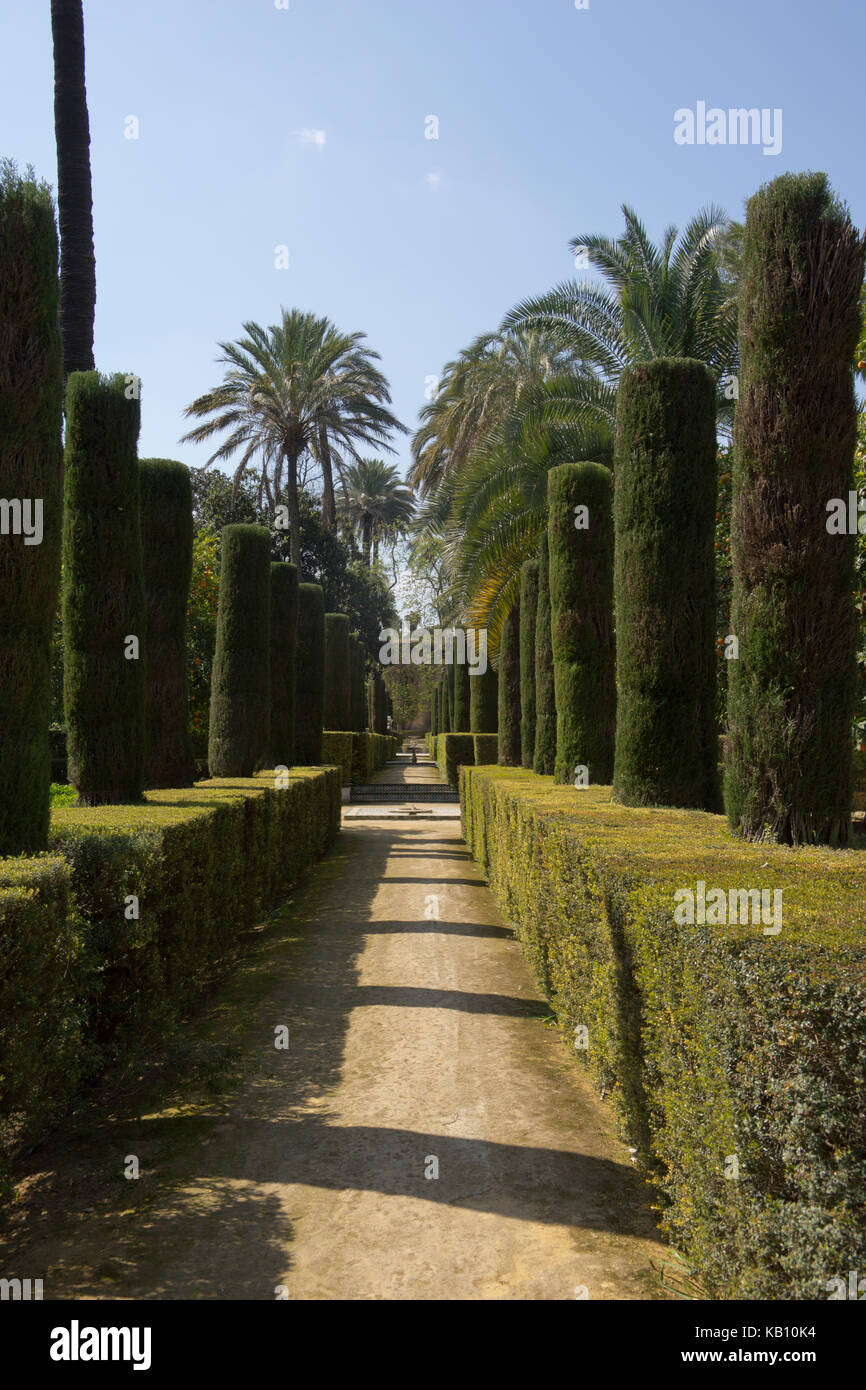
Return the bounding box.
[319,422,336,529]
[286,448,301,565]
[51,0,96,377]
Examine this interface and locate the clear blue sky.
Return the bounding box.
[2,0,864,479]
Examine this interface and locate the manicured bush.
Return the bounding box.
[613,361,719,810]
[519,560,538,768]
[461,764,866,1300]
[533,529,556,775]
[0,768,340,1190]
[321,731,353,784]
[469,657,497,734]
[349,637,367,732]
[429,732,474,787]
[63,371,146,804]
[295,583,325,764]
[322,730,397,783]
[497,601,521,765]
[208,525,271,777]
[139,459,196,788]
[0,165,64,853]
[453,632,470,731]
[432,685,440,736]
[727,173,865,845]
[370,670,387,735]
[473,733,498,766]
[548,462,615,786]
[443,667,453,732]
[269,562,298,768]
[323,613,351,731]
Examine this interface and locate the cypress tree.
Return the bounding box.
[208,524,271,777]
[443,667,453,732]
[612,359,719,808]
[432,685,439,736]
[726,174,865,845]
[534,528,556,776]
[323,613,350,730]
[453,631,470,731]
[0,165,64,851]
[139,459,196,788]
[295,583,325,763]
[349,637,367,731]
[63,371,146,804]
[497,599,522,765]
[269,561,298,768]
[519,560,538,769]
[373,671,387,734]
[549,462,615,787]
[469,632,498,734]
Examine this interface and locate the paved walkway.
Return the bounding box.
[1,772,668,1300]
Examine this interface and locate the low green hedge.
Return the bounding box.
[0,768,340,1188]
[429,732,475,786]
[460,765,866,1300]
[473,734,499,767]
[321,731,397,784]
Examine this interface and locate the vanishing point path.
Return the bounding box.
[4,755,668,1301]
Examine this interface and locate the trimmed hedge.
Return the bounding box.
[548,462,615,787]
[321,730,397,784]
[269,561,298,769]
[0,165,64,854]
[0,768,341,1187]
[460,764,866,1300]
[613,361,720,811]
[63,371,146,805]
[727,173,864,846]
[473,733,498,766]
[139,459,196,788]
[208,524,271,777]
[295,583,325,764]
[534,528,556,775]
[429,732,475,787]
[519,560,538,769]
[349,637,367,733]
[497,601,521,765]
[323,613,351,731]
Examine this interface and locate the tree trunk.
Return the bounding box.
[362,514,372,565]
[319,423,336,529]
[51,0,96,377]
[286,449,301,566]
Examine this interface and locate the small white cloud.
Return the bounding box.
[426,171,442,189]
[296,129,327,149]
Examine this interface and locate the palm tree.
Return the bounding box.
[340,459,415,565]
[181,310,405,564]
[51,0,96,376]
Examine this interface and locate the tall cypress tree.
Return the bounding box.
[533,528,556,776]
[269,561,298,768]
[453,631,470,731]
[612,359,719,809]
[726,174,864,845]
[497,600,522,766]
[549,462,615,787]
[63,372,146,804]
[0,165,64,851]
[140,459,196,788]
[208,524,271,777]
[323,613,351,730]
[519,560,538,769]
[349,636,367,732]
[469,631,498,734]
[295,583,325,763]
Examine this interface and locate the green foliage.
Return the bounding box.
[726,174,864,844]
[139,459,196,788]
[533,528,556,775]
[497,601,522,765]
[208,525,271,777]
[348,636,367,732]
[321,730,395,783]
[270,562,298,767]
[453,634,470,731]
[613,360,719,809]
[460,765,866,1300]
[469,647,497,733]
[430,733,475,786]
[62,371,146,805]
[519,560,538,768]
[714,449,734,730]
[0,163,64,852]
[473,733,498,766]
[548,462,615,787]
[0,770,340,1192]
[323,613,351,731]
[187,532,220,754]
[295,583,325,764]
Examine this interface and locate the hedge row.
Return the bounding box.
[460,765,866,1300]
[0,768,341,1189]
[430,732,498,786]
[320,731,397,784]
